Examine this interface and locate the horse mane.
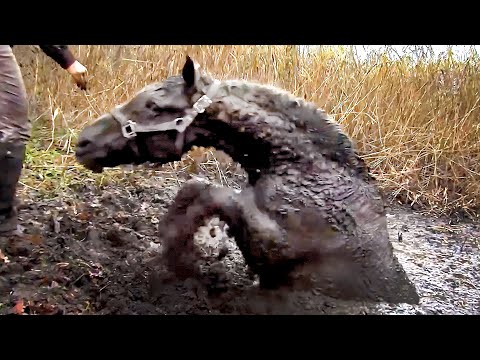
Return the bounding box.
[199,72,372,180]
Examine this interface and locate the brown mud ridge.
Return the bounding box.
[1,170,479,315]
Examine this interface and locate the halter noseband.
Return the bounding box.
[110,79,221,140]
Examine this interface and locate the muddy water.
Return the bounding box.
[376,209,479,314]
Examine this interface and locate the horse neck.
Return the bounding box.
[198,80,370,182]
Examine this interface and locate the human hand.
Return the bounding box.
[66,60,88,90]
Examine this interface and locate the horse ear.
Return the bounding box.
[182,55,196,88]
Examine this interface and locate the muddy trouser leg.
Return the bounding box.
[0,45,30,233]
[159,180,302,287]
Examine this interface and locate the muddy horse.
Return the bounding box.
[75,56,419,304]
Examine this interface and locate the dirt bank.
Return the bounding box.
[1,168,479,315]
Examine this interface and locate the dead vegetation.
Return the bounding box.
[12,45,480,216]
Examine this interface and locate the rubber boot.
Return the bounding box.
[0,142,26,234]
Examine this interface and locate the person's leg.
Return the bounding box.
[0,45,31,233]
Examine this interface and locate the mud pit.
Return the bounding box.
[1,168,479,315]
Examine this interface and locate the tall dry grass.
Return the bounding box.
[12,45,480,216]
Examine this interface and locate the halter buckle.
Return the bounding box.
[192,95,212,114]
[121,120,138,138]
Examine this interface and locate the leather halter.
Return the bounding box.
[110,80,221,139]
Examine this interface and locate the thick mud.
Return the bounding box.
[1,168,479,315]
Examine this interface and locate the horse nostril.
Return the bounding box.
[77,139,91,149]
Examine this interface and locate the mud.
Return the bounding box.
[1,168,479,315]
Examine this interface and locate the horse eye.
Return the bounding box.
[146,99,156,109]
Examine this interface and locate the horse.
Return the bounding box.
[75,56,419,304]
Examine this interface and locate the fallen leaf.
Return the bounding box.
[0,249,10,263]
[24,234,43,245]
[78,212,91,221]
[13,299,25,315]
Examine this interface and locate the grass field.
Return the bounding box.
[12,45,480,217]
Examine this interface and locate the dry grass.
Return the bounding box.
[12,45,480,216]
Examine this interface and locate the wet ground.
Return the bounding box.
[1,168,479,315]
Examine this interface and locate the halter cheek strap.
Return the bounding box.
[111,79,222,140]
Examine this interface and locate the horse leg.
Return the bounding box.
[222,188,308,289]
[159,180,305,288]
[158,180,248,281]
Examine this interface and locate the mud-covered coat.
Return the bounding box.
[74,57,420,304]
